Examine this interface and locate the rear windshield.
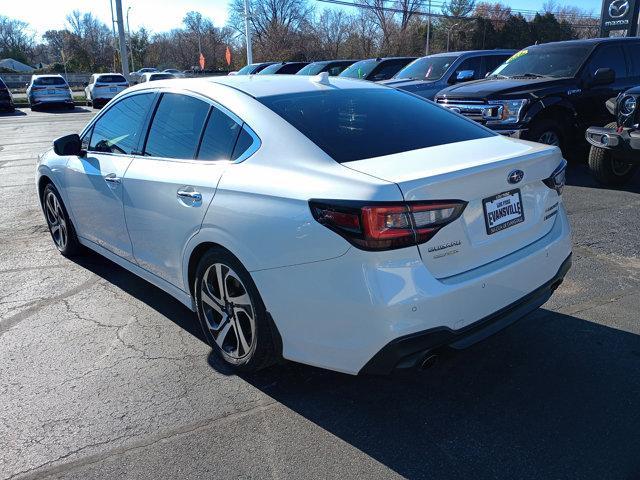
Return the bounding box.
[97,75,127,83]
[149,74,175,80]
[259,88,495,163]
[34,77,67,86]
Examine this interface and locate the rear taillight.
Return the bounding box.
[542,160,567,195]
[310,200,466,251]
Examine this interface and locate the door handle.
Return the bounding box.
[177,189,202,202]
[104,173,121,184]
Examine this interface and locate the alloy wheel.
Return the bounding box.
[200,263,256,360]
[538,130,561,147]
[45,191,68,250]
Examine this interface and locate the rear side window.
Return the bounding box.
[97,75,127,83]
[231,128,255,160]
[89,93,155,154]
[259,88,494,163]
[144,93,209,159]
[588,45,628,79]
[197,108,242,161]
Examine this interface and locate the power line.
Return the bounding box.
[315,0,599,28]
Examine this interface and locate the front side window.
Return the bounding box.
[491,44,592,78]
[588,45,628,79]
[259,88,495,163]
[144,93,209,159]
[369,60,412,81]
[89,93,155,154]
[454,57,482,80]
[197,108,243,161]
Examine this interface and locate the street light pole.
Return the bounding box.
[114,0,130,79]
[243,0,253,65]
[425,0,431,55]
[126,6,135,72]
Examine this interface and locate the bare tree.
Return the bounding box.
[0,15,34,63]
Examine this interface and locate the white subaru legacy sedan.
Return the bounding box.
[37,74,571,375]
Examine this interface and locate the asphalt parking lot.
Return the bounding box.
[1,107,640,480]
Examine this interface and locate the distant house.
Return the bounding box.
[0,58,34,73]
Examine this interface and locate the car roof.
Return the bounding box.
[32,74,64,78]
[526,37,640,49]
[428,49,516,58]
[129,74,384,99]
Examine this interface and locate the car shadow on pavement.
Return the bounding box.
[69,252,207,343]
[0,109,26,117]
[69,246,640,479]
[238,308,640,479]
[566,162,640,194]
[31,105,92,114]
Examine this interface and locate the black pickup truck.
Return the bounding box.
[435,38,640,157]
[586,87,639,186]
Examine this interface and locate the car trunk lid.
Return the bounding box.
[343,136,564,278]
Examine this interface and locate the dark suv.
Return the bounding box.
[435,38,640,156]
[380,49,515,100]
[585,87,639,186]
[0,77,15,112]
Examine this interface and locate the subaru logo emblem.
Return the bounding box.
[609,0,630,18]
[508,169,524,184]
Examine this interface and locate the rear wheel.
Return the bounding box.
[194,247,277,373]
[588,123,638,186]
[42,183,80,257]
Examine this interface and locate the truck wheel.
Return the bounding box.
[588,127,638,187]
[527,119,564,150]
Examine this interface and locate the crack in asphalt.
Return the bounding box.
[10,401,280,480]
[0,276,102,337]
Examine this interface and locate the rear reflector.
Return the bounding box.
[310,200,467,251]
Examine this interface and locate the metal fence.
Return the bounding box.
[0,73,92,88]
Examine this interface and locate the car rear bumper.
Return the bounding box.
[360,253,571,374]
[252,205,572,375]
[31,95,73,105]
[586,126,640,162]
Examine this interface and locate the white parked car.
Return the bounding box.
[84,73,129,108]
[37,75,571,375]
[138,72,176,83]
[27,74,74,110]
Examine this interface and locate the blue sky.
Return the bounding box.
[4,0,604,38]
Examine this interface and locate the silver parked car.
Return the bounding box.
[138,72,176,83]
[84,73,129,109]
[27,75,74,110]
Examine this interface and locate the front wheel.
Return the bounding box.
[194,248,278,373]
[527,119,564,151]
[588,124,638,187]
[42,183,80,257]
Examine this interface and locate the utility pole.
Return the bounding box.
[425,0,431,55]
[127,6,135,72]
[243,0,253,64]
[109,0,117,72]
[114,0,130,79]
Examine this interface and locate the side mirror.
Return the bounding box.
[53,134,83,156]
[590,68,615,87]
[454,70,475,83]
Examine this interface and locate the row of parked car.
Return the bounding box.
[2,36,639,185]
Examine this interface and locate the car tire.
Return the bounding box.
[194,247,278,373]
[42,183,80,257]
[588,123,638,187]
[527,119,564,152]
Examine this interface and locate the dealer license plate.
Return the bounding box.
[482,189,524,235]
